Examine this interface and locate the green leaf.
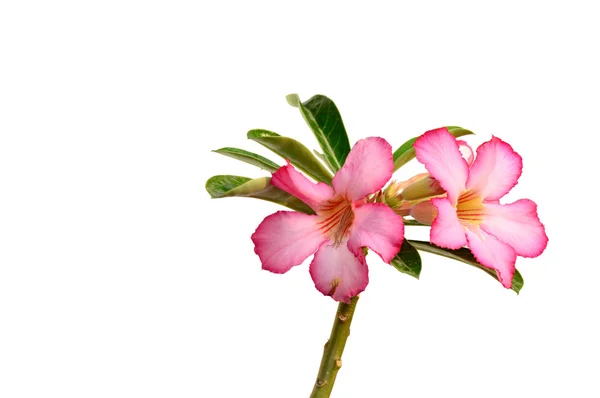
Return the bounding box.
[213,147,280,173]
[392,126,474,172]
[286,94,351,172]
[407,240,524,293]
[313,149,335,173]
[247,129,333,184]
[392,137,418,169]
[446,126,473,137]
[390,240,422,279]
[206,175,314,214]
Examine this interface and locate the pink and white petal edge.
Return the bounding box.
[457,139,475,165]
[309,241,369,303]
[332,137,394,201]
[413,128,469,204]
[430,198,467,249]
[347,203,405,263]
[465,228,517,289]
[252,211,327,274]
[466,136,523,201]
[481,199,548,258]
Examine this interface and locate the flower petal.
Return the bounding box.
[252,211,327,274]
[465,228,516,288]
[271,162,334,211]
[430,197,467,249]
[309,241,369,303]
[347,203,404,263]
[457,139,475,165]
[332,137,393,201]
[413,128,469,204]
[481,199,548,258]
[466,136,523,201]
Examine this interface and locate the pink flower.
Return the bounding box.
[413,128,548,288]
[251,137,405,303]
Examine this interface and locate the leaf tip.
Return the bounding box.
[286,93,300,107]
[205,176,218,198]
[446,126,475,137]
[247,129,280,140]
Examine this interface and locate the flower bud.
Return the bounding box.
[409,200,437,225]
[401,176,445,201]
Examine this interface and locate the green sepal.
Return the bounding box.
[392,126,474,172]
[205,175,315,214]
[390,239,422,279]
[247,129,333,184]
[286,94,351,173]
[212,147,280,173]
[408,240,524,293]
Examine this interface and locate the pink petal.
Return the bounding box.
[430,197,467,249]
[466,136,523,201]
[271,162,334,211]
[347,203,405,263]
[332,137,393,201]
[252,211,327,274]
[413,128,469,204]
[457,139,475,165]
[410,200,437,225]
[465,228,517,289]
[481,199,548,258]
[309,241,369,303]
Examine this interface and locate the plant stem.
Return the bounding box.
[310,296,359,398]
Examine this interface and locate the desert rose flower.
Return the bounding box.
[251,137,405,303]
[412,127,548,288]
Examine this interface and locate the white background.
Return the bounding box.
[1,1,598,397]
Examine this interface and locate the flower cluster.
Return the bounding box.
[208,95,548,302]
[251,128,547,300]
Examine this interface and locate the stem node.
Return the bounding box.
[309,296,359,398]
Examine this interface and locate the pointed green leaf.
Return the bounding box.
[390,240,422,279]
[446,126,473,137]
[247,129,333,184]
[206,175,314,214]
[213,147,280,173]
[393,126,474,172]
[407,240,524,293]
[392,137,418,169]
[286,94,351,172]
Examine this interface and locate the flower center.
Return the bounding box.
[317,196,354,247]
[456,190,485,226]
